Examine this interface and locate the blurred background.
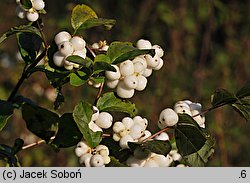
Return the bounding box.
[0,0,249,166]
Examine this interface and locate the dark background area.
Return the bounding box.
[0,0,249,166]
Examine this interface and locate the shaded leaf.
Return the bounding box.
[52,113,83,148]
[93,61,116,74]
[96,92,137,117]
[175,114,206,156]
[66,55,93,67]
[20,0,32,9]
[0,100,14,131]
[236,81,250,99]
[211,89,237,108]
[0,25,41,45]
[11,138,24,155]
[70,71,88,87]
[231,98,250,122]
[106,156,128,167]
[76,18,116,32]
[107,42,155,64]
[17,32,42,64]
[71,4,98,30]
[22,103,59,142]
[142,140,172,156]
[73,101,102,148]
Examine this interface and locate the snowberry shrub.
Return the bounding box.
[0,1,249,167]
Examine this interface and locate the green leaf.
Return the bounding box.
[0,25,41,45]
[93,62,116,74]
[76,18,116,32]
[21,103,59,142]
[96,92,137,117]
[94,54,111,63]
[231,98,250,122]
[236,81,250,99]
[70,71,88,87]
[107,42,155,64]
[142,140,172,156]
[0,100,14,131]
[71,4,98,30]
[211,89,237,108]
[66,55,93,67]
[183,132,215,167]
[20,0,32,9]
[17,32,42,64]
[73,101,102,148]
[106,156,127,167]
[133,147,151,160]
[175,114,206,156]
[52,113,83,148]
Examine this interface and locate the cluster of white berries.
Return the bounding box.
[157,100,206,129]
[53,31,87,70]
[112,116,151,149]
[105,39,164,98]
[16,0,45,22]
[75,141,111,167]
[88,106,113,132]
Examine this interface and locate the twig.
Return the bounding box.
[22,136,56,150]
[86,45,96,58]
[94,82,104,105]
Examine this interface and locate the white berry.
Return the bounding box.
[58,41,74,57]
[32,0,45,11]
[123,75,138,89]
[136,39,152,49]
[158,108,179,128]
[16,6,26,19]
[138,130,152,142]
[75,141,90,157]
[152,45,164,58]
[122,117,134,129]
[70,36,86,51]
[129,124,144,139]
[79,153,92,167]
[88,121,103,132]
[53,51,64,67]
[72,49,86,59]
[26,11,39,22]
[105,65,121,80]
[144,159,159,167]
[153,57,163,70]
[54,31,71,45]
[116,81,135,98]
[90,154,104,167]
[191,110,205,127]
[135,75,147,91]
[113,122,125,133]
[145,55,160,68]
[91,106,99,121]
[106,79,119,89]
[154,132,169,141]
[152,154,170,167]
[95,112,113,129]
[119,135,134,149]
[119,60,134,76]
[126,156,146,167]
[143,68,153,77]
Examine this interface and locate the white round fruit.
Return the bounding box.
[64,63,74,70]
[53,51,64,67]
[79,153,92,167]
[172,152,182,162]
[145,55,160,68]
[143,68,153,77]
[58,41,74,57]
[133,116,148,130]
[113,122,125,133]
[123,75,138,89]
[119,129,130,137]
[116,81,135,98]
[158,108,179,128]
[16,6,26,19]
[113,133,121,141]
[152,45,164,58]
[154,132,169,141]
[54,31,71,45]
[103,156,111,164]
[132,56,147,69]
[119,135,134,149]
[135,75,147,91]
[72,50,86,59]
[122,117,134,129]
[174,103,192,116]
[126,156,146,167]
[91,106,99,121]
[75,141,90,157]
[106,79,119,89]
[133,61,146,74]
[95,145,109,156]
[95,112,113,129]
[70,36,86,51]
[138,130,152,142]
[191,110,205,127]
[189,102,202,112]
[129,124,144,139]
[26,11,39,22]
[90,154,104,167]
[105,65,121,80]
[119,60,134,76]
[152,154,170,167]
[88,121,103,132]
[136,39,152,49]
[153,57,163,70]
[32,0,45,11]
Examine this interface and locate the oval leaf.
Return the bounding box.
[70,71,88,87]
[211,89,237,108]
[73,101,102,148]
[76,18,116,32]
[96,92,137,117]
[71,4,98,30]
